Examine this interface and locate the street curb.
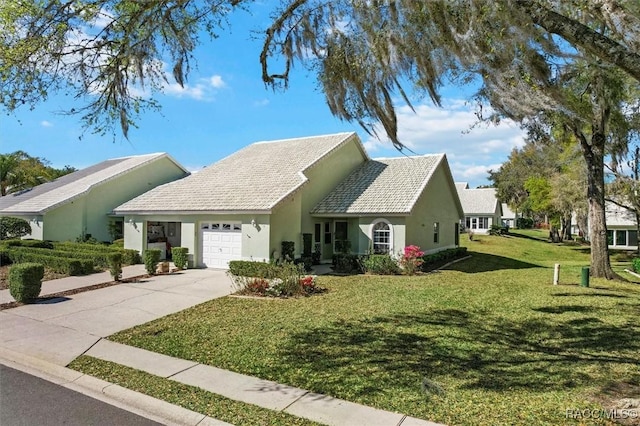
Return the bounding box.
[0,347,231,426]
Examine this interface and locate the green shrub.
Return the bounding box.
[4,239,54,249]
[362,254,399,275]
[9,263,44,303]
[488,225,508,236]
[144,249,161,275]
[633,257,640,273]
[516,217,534,229]
[421,247,468,270]
[228,260,278,279]
[122,249,141,265]
[107,252,123,281]
[171,247,189,270]
[5,248,93,275]
[8,246,110,269]
[111,238,125,247]
[332,253,362,274]
[0,217,32,240]
[228,261,315,298]
[281,241,295,261]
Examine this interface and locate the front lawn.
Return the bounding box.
[97,231,640,425]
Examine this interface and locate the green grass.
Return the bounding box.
[83,230,640,425]
[69,356,321,426]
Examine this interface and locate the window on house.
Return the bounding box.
[629,230,638,247]
[372,221,391,254]
[616,230,627,246]
[465,217,471,229]
[314,224,321,243]
[607,230,614,245]
[433,222,440,243]
[478,217,489,229]
[324,222,332,244]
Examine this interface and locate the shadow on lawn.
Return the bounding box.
[277,308,639,398]
[442,252,541,273]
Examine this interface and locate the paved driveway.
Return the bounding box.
[0,269,233,366]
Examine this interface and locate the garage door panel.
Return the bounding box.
[200,223,242,269]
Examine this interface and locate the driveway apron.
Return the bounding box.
[0,269,233,366]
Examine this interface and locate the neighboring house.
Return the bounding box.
[455,183,502,234]
[0,153,188,242]
[605,201,638,250]
[501,203,519,228]
[114,132,464,268]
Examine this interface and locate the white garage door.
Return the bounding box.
[201,222,242,269]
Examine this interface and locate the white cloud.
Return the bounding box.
[209,75,226,88]
[162,73,227,101]
[253,99,270,107]
[40,120,53,127]
[363,100,526,186]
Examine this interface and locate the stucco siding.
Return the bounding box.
[271,194,302,258]
[357,217,406,255]
[84,156,187,241]
[43,198,85,241]
[300,137,368,234]
[406,164,462,253]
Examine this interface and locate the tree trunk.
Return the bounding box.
[581,131,617,279]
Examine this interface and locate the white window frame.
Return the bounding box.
[370,218,393,254]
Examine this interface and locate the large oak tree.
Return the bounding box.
[2,0,640,277]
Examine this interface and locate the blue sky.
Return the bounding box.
[0,2,525,188]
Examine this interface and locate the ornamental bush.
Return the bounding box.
[633,257,640,273]
[9,263,44,303]
[144,249,161,275]
[399,245,425,275]
[0,217,31,240]
[171,247,189,270]
[362,254,399,275]
[107,252,123,281]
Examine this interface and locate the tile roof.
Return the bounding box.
[311,155,444,215]
[114,132,363,213]
[456,185,500,215]
[0,153,179,215]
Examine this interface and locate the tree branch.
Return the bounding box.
[516,0,640,82]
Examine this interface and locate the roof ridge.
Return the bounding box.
[252,131,355,145]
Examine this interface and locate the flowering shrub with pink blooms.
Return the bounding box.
[399,245,425,275]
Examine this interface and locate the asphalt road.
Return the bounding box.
[0,364,162,426]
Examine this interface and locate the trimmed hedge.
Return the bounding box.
[2,239,54,249]
[144,249,162,275]
[9,263,44,303]
[361,254,400,275]
[171,247,189,270]
[421,247,468,269]
[5,248,94,275]
[228,260,279,279]
[108,252,123,281]
[121,249,141,265]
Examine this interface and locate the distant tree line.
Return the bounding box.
[0,151,76,196]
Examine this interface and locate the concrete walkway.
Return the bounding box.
[0,267,444,426]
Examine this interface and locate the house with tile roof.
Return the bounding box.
[0,153,188,242]
[455,183,502,234]
[115,132,464,268]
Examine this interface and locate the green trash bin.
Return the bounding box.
[581,267,590,287]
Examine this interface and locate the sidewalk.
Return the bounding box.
[0,267,445,426]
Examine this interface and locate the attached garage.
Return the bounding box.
[200,222,242,268]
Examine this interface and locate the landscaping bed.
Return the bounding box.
[83,231,640,425]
